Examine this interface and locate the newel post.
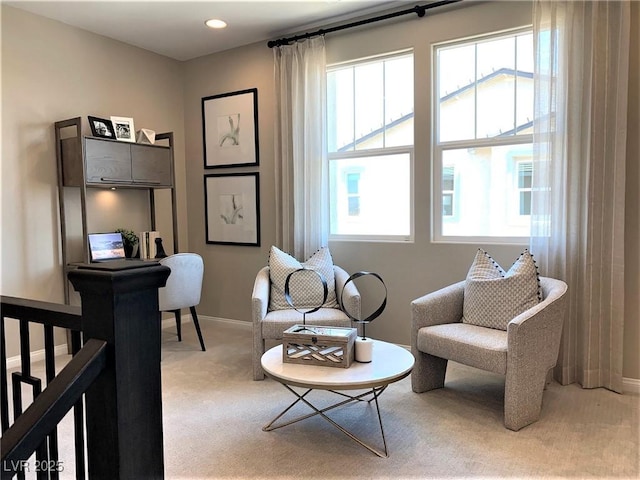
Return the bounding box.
[68,261,170,480]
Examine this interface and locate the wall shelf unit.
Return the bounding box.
[55,117,178,303]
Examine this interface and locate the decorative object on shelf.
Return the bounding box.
[202,88,259,168]
[88,115,116,139]
[154,237,167,258]
[110,116,136,142]
[139,231,160,259]
[204,172,260,246]
[284,268,328,331]
[115,228,139,258]
[136,128,156,144]
[340,271,388,363]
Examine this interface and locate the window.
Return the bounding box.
[327,51,414,241]
[433,30,533,243]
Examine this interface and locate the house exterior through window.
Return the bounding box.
[433,29,533,243]
[327,51,414,241]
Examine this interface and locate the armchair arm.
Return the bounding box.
[507,277,568,372]
[410,281,465,351]
[252,266,270,324]
[334,265,361,319]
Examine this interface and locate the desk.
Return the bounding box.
[261,340,414,457]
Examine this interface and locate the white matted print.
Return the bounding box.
[205,172,260,246]
[110,116,135,142]
[202,88,259,168]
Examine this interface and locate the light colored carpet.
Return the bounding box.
[7,319,640,479]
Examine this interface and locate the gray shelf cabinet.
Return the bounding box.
[55,117,178,303]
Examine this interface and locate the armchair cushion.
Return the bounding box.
[268,246,339,311]
[463,249,541,330]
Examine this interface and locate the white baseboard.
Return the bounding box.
[161,313,251,330]
[6,344,69,370]
[623,377,640,395]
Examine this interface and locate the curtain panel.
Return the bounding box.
[273,37,328,260]
[531,0,630,392]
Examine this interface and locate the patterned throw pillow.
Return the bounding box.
[462,249,541,330]
[268,246,339,311]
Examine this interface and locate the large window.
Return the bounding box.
[327,51,414,241]
[433,29,533,242]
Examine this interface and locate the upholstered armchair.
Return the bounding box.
[411,276,568,431]
[252,264,361,380]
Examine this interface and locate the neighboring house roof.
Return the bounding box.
[337,68,534,152]
[440,68,534,102]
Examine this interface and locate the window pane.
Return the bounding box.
[520,191,531,215]
[327,68,354,152]
[438,44,475,142]
[476,36,515,138]
[385,55,414,147]
[518,162,532,188]
[330,153,411,236]
[354,62,384,150]
[516,33,534,135]
[443,193,453,217]
[440,144,532,237]
[442,166,455,191]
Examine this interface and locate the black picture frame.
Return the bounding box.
[88,116,116,139]
[202,88,259,169]
[204,172,260,246]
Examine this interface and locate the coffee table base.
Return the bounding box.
[263,384,390,458]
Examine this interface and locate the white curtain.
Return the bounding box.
[273,37,328,260]
[531,1,630,391]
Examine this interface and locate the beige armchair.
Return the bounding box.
[411,276,568,431]
[252,265,361,380]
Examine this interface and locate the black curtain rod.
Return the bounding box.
[267,0,463,48]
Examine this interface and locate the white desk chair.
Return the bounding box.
[158,253,206,351]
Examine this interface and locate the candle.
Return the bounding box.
[355,337,373,363]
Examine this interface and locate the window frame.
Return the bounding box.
[432,27,533,245]
[327,50,415,243]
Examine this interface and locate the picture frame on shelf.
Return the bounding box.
[202,88,259,168]
[110,116,136,142]
[204,172,260,246]
[88,116,116,139]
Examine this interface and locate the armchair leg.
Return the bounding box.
[253,338,266,381]
[504,369,546,431]
[189,306,206,352]
[173,310,182,342]
[411,351,448,393]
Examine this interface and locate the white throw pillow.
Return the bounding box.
[462,249,541,330]
[268,246,339,311]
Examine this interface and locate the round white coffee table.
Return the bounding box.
[261,339,414,457]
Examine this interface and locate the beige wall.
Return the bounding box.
[1,5,186,356]
[2,2,638,380]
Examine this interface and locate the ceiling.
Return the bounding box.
[6,0,418,61]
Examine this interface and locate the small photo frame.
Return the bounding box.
[88,116,116,139]
[110,116,136,142]
[202,88,259,168]
[204,172,260,246]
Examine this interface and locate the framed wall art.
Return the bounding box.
[111,116,136,142]
[204,172,260,246]
[88,116,116,139]
[202,88,259,168]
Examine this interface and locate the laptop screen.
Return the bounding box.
[88,232,126,262]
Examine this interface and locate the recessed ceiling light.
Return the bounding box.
[205,18,227,29]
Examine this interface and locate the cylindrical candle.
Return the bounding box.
[355,337,373,363]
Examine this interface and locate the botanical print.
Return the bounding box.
[220,193,244,224]
[218,114,240,147]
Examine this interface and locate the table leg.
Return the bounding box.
[263,385,390,458]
